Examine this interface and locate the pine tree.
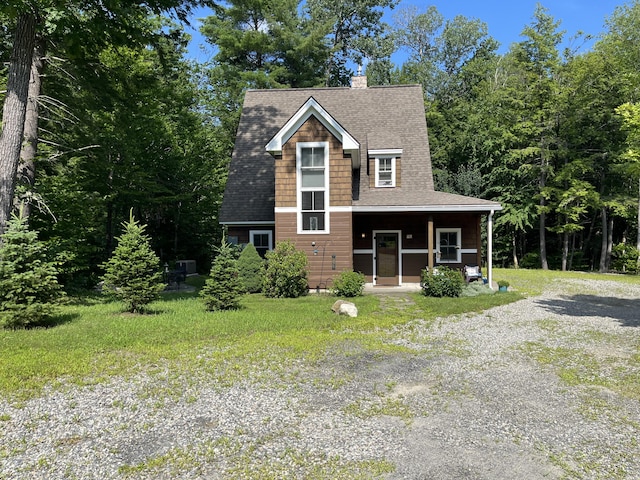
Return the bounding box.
[100,210,165,313]
[200,241,245,311]
[0,209,63,328]
[237,243,265,294]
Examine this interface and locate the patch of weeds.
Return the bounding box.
[535,318,561,333]
[344,396,414,425]
[119,437,242,477]
[0,413,11,421]
[227,450,394,479]
[522,342,640,400]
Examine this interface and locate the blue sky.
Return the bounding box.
[185,0,623,63]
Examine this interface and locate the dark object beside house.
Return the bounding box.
[165,264,187,288]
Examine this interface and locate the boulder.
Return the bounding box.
[331,300,358,317]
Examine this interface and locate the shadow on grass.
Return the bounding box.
[30,312,79,329]
[535,294,640,328]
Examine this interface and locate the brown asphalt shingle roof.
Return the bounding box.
[220,84,500,224]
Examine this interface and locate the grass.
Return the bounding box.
[0,277,519,401]
[492,267,640,296]
[2,268,638,403]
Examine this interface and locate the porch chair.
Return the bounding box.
[463,264,482,283]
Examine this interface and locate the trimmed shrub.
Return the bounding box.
[100,211,165,313]
[420,266,464,298]
[263,240,308,298]
[237,243,265,293]
[200,241,245,311]
[331,270,366,297]
[0,211,63,328]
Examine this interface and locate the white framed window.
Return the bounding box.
[297,142,329,233]
[250,230,272,258]
[375,156,396,187]
[436,228,461,263]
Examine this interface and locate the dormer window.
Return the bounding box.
[370,149,402,188]
[376,157,395,187]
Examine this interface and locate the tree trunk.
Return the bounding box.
[599,206,608,273]
[539,160,548,270]
[18,39,45,220]
[561,228,568,271]
[637,179,640,273]
[606,214,614,271]
[512,232,519,268]
[0,13,37,234]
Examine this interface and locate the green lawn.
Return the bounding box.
[6,269,635,402]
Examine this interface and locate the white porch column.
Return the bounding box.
[487,209,494,289]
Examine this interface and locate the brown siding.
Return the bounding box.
[275,211,353,289]
[403,253,427,282]
[276,115,352,209]
[353,254,373,282]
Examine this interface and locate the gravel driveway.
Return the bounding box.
[1,278,639,479]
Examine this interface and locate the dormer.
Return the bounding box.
[265,97,360,168]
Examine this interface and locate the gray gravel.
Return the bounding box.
[1,278,640,479]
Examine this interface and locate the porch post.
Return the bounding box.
[427,215,434,271]
[487,210,494,289]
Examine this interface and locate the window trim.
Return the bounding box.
[436,228,461,263]
[249,230,273,251]
[375,156,396,188]
[297,142,330,234]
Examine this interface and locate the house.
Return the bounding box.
[219,76,502,289]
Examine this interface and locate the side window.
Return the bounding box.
[250,230,272,258]
[436,228,461,263]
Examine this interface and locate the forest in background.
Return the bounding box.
[1,0,640,289]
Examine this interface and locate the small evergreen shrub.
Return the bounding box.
[100,211,165,313]
[237,243,265,293]
[263,240,308,298]
[331,270,366,297]
[0,211,63,328]
[200,241,245,311]
[420,266,463,298]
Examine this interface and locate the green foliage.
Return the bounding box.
[100,211,165,313]
[0,211,63,329]
[263,240,309,298]
[237,243,265,294]
[611,243,639,274]
[460,282,494,297]
[200,241,245,311]
[331,270,366,297]
[420,266,463,298]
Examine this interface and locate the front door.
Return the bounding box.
[375,232,399,286]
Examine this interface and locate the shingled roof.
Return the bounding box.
[220,83,500,224]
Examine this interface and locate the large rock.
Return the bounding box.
[331,300,358,317]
